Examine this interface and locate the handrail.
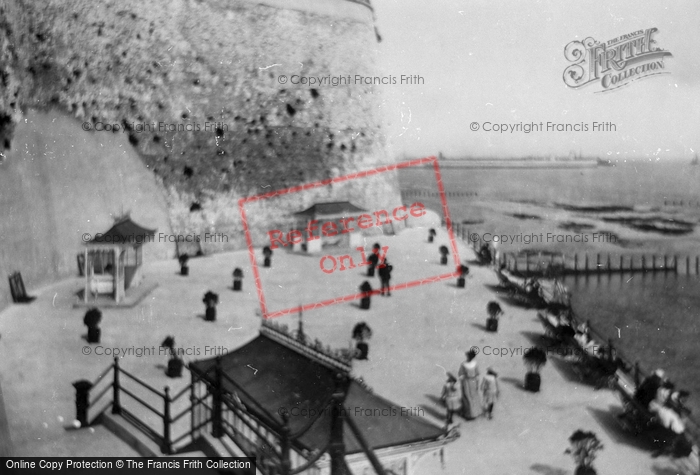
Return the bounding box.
[221,400,283,460]
[288,398,334,440]
[118,367,165,397]
[120,407,164,445]
[170,382,194,403]
[88,382,113,410]
[289,442,331,475]
[90,400,113,423]
[219,370,282,427]
[345,412,388,475]
[119,386,164,419]
[341,457,356,475]
[92,363,115,388]
[220,422,284,466]
[170,418,211,446]
[170,404,193,424]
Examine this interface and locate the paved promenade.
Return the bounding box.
[0,216,696,474]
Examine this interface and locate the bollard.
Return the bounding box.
[574,254,578,273]
[166,356,184,378]
[619,255,623,272]
[232,268,243,291]
[439,245,449,265]
[457,265,468,288]
[263,246,273,268]
[72,380,93,427]
[356,342,369,360]
[359,281,372,310]
[178,255,190,276]
[205,307,216,322]
[203,291,219,322]
[84,308,102,344]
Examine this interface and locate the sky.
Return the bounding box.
[372,0,700,161]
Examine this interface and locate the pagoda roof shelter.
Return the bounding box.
[291,201,367,253]
[83,217,156,304]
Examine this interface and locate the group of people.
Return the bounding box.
[544,310,628,388]
[545,310,597,353]
[441,350,500,429]
[367,242,393,296]
[634,369,690,435]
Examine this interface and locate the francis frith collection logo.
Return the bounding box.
[563,28,672,93]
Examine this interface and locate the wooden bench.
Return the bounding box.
[89,274,114,295]
[614,378,696,460]
[8,272,36,304]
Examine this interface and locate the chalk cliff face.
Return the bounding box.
[0,0,401,306]
[0,0,401,254]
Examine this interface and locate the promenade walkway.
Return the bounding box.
[0,217,695,474]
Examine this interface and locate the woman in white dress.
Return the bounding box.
[458,350,483,419]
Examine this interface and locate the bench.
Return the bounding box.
[614,378,695,459]
[8,272,36,304]
[89,274,114,295]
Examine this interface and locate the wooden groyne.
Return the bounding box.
[664,199,700,208]
[401,190,478,199]
[450,222,700,277]
[500,252,700,277]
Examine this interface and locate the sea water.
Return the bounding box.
[399,161,700,414]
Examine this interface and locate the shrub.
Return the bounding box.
[523,347,548,373]
[83,308,102,328]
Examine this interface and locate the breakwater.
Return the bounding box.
[453,223,699,277]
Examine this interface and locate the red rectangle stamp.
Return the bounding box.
[238,156,461,319]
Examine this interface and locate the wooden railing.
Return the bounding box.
[77,356,391,475]
[77,357,214,455]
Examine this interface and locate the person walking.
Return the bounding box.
[441,373,462,430]
[378,259,393,296]
[458,350,483,419]
[480,368,500,420]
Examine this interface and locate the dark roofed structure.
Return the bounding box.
[82,215,156,304]
[189,320,455,473]
[291,201,368,253]
[89,216,156,244]
[293,201,366,219]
